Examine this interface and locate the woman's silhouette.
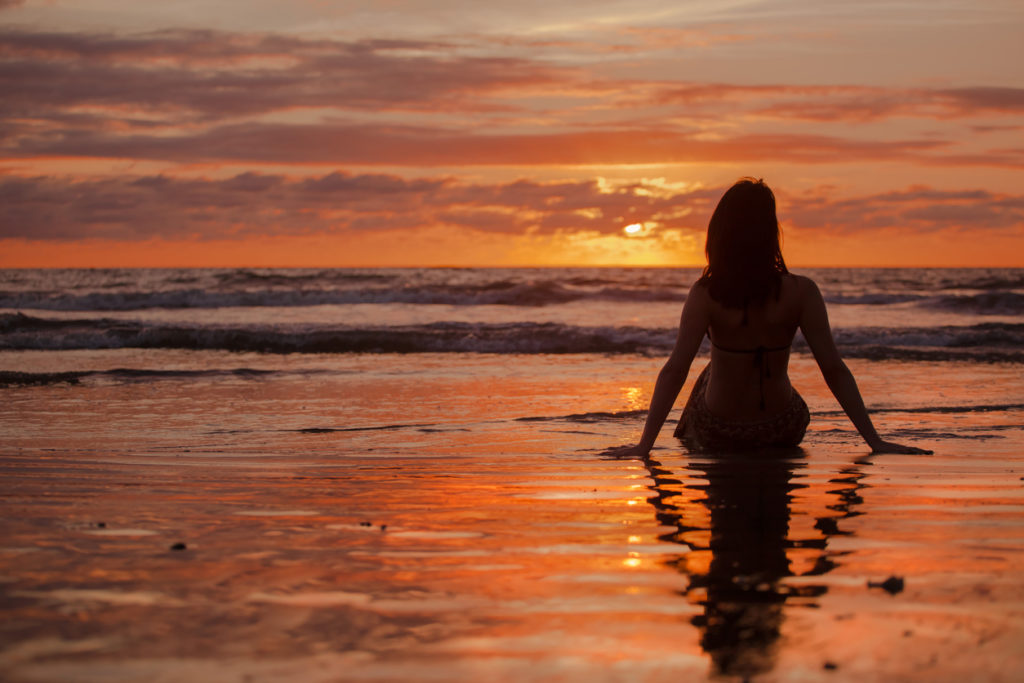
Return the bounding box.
[608,178,930,457]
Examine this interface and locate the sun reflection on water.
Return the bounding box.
[622,386,645,410]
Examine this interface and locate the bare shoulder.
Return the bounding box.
[788,273,821,301]
[685,277,714,312]
[687,277,711,298]
[789,273,816,290]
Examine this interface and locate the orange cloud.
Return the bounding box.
[3,172,1021,246]
[0,171,713,241]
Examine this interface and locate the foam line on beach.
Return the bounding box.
[813,402,1024,416]
[288,423,441,433]
[0,370,89,386]
[516,410,650,423]
[523,402,1024,425]
[0,367,331,387]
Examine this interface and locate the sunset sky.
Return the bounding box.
[1,0,1022,267]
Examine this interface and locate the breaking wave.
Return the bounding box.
[1,282,1020,314]
[0,282,686,310]
[3,313,1022,362]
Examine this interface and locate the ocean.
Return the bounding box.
[1,267,1022,360]
[2,267,1023,681]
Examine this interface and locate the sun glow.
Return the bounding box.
[623,223,644,235]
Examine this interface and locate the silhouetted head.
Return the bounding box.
[700,178,788,309]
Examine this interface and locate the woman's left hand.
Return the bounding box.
[600,444,651,459]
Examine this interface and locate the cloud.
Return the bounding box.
[616,25,752,49]
[782,186,1024,234]
[0,28,564,122]
[939,87,1024,113]
[490,24,752,55]
[651,83,1024,122]
[3,26,1022,152]
[3,172,1021,243]
[0,171,703,240]
[11,119,1009,168]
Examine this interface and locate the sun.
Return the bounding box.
[623,223,644,235]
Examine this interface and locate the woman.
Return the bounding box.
[609,178,930,457]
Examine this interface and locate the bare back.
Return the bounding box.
[701,274,806,419]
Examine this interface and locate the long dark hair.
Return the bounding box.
[699,178,788,310]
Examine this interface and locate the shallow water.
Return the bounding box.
[2,352,1023,681]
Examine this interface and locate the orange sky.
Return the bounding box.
[1,0,1022,267]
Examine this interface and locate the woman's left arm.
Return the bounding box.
[605,282,710,458]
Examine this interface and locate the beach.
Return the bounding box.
[2,267,1023,681]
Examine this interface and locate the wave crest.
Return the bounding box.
[2,313,1022,362]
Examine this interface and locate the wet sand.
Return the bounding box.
[1,352,1023,681]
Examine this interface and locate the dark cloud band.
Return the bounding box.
[2,172,1020,242]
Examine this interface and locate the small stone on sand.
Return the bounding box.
[868,575,905,594]
[170,542,187,551]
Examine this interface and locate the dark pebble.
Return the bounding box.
[170,542,187,551]
[824,661,838,671]
[868,575,905,594]
[96,522,106,528]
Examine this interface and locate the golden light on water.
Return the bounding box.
[622,386,645,410]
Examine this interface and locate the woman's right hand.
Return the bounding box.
[869,439,933,455]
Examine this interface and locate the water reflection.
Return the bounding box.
[640,451,869,678]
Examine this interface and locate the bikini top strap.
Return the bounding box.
[709,338,791,354]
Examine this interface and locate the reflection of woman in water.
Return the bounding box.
[609,178,930,457]
[682,455,800,678]
[640,449,867,678]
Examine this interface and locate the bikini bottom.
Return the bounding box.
[673,365,810,451]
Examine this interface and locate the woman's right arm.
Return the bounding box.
[603,281,710,459]
[798,277,931,455]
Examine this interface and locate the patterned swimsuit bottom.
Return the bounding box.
[673,364,810,451]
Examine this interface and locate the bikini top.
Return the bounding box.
[708,332,791,411]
